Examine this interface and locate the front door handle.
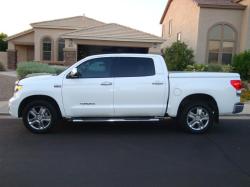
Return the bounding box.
[101,82,112,86]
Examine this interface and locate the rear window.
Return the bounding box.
[112,57,155,77]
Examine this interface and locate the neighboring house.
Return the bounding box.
[160,0,249,64]
[6,16,163,69]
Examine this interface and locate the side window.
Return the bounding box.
[113,57,155,77]
[77,58,113,78]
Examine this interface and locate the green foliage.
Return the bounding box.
[185,64,208,72]
[16,62,66,79]
[164,42,195,71]
[0,61,6,71]
[232,51,250,80]
[206,64,223,72]
[241,90,250,103]
[185,63,233,72]
[0,33,8,52]
[221,64,233,72]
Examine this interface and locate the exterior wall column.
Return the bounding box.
[7,42,17,69]
[64,39,77,66]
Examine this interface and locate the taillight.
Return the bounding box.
[230,80,242,91]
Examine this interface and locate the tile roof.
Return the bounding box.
[160,0,246,24]
[62,23,164,43]
[31,16,105,29]
[5,29,34,41]
[195,0,246,9]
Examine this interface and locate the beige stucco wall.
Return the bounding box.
[239,0,250,51]
[196,8,243,64]
[0,52,7,68]
[34,28,74,62]
[161,0,200,57]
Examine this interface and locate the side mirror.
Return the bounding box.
[68,68,79,79]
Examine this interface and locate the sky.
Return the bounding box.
[0,0,167,37]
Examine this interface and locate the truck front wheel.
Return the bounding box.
[179,102,214,134]
[22,100,59,134]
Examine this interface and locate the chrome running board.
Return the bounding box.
[71,117,166,123]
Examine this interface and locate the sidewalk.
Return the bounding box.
[0,100,250,116]
[0,71,17,78]
[0,101,8,115]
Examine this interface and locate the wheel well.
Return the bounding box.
[177,94,219,122]
[18,95,62,118]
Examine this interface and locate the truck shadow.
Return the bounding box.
[52,118,250,136]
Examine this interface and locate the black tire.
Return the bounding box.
[22,100,59,134]
[179,101,214,134]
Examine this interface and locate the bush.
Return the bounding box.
[0,61,6,71]
[232,51,250,80]
[16,62,66,79]
[185,64,233,73]
[221,64,233,73]
[241,90,250,103]
[206,64,223,72]
[163,42,195,71]
[185,64,208,72]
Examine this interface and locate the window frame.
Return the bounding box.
[207,23,237,64]
[169,19,173,36]
[76,57,114,79]
[112,57,156,78]
[177,32,182,42]
[72,57,156,79]
[41,37,53,62]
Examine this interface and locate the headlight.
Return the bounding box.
[14,83,23,93]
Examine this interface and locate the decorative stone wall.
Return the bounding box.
[64,48,77,66]
[7,50,17,70]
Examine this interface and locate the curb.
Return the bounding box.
[0,113,10,116]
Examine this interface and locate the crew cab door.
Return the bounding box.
[62,57,114,117]
[113,57,167,117]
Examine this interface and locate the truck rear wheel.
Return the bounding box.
[179,102,214,134]
[22,100,59,134]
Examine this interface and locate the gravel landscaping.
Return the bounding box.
[0,74,17,101]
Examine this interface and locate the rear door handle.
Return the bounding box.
[152,82,164,85]
[101,82,112,86]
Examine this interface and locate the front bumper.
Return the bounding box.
[233,103,244,114]
[9,95,21,118]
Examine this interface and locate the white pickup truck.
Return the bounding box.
[9,54,244,134]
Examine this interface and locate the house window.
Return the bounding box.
[207,24,236,64]
[58,38,65,61]
[169,19,173,36]
[177,32,181,41]
[42,37,52,61]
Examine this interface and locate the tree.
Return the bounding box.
[163,42,195,71]
[0,33,8,52]
[232,51,250,80]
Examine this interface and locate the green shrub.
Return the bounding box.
[185,64,208,72]
[206,64,223,72]
[17,62,66,79]
[0,61,5,71]
[241,90,250,103]
[184,64,232,73]
[163,42,195,71]
[232,51,250,80]
[221,64,233,72]
[51,65,67,75]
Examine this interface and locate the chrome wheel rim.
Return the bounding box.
[186,106,209,131]
[27,106,52,130]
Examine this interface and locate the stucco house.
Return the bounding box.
[6,16,163,69]
[161,0,249,65]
